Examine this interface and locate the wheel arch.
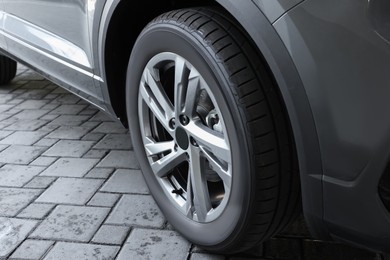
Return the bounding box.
[214,0,329,239]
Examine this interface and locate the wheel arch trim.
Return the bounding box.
[215,0,329,239]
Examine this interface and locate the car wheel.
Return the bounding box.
[126,7,301,254]
[0,55,17,85]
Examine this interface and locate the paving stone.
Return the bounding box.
[15,99,49,109]
[0,164,45,187]
[0,130,13,140]
[0,187,42,217]
[50,104,87,115]
[43,140,95,157]
[0,131,48,145]
[41,103,60,110]
[116,229,190,260]
[30,205,110,242]
[10,239,54,260]
[17,89,51,99]
[83,149,109,159]
[43,242,119,260]
[39,158,99,178]
[92,122,127,134]
[97,150,140,169]
[84,168,114,179]
[106,195,165,228]
[81,132,105,141]
[4,119,48,131]
[24,176,57,189]
[51,94,81,104]
[81,121,101,128]
[190,253,227,260]
[48,115,90,126]
[79,108,99,116]
[17,203,55,219]
[0,104,15,113]
[93,133,132,150]
[12,109,49,120]
[30,156,58,166]
[0,145,46,164]
[91,225,130,245]
[35,177,104,205]
[0,144,8,152]
[87,193,120,207]
[100,169,149,194]
[40,114,59,120]
[46,126,92,140]
[34,138,58,147]
[0,218,38,258]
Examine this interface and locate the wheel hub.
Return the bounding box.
[175,127,189,150]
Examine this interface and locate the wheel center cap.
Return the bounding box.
[175,127,189,150]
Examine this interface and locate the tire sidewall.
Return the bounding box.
[126,23,254,248]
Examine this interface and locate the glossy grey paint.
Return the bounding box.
[274,0,390,251]
[1,0,105,108]
[252,0,303,23]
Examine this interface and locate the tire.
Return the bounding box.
[0,55,16,85]
[126,7,301,254]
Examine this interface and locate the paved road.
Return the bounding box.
[0,64,385,259]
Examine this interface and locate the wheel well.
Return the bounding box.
[104,0,218,127]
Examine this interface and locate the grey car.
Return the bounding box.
[0,0,389,255]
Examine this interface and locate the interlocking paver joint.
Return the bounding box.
[0,65,384,259]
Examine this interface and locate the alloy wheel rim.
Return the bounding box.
[138,52,232,223]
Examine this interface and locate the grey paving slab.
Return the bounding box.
[93,133,132,150]
[84,168,114,179]
[0,144,8,152]
[0,187,42,217]
[14,99,50,110]
[92,122,128,134]
[52,94,81,104]
[48,115,90,126]
[0,164,45,187]
[39,158,99,178]
[105,195,165,228]
[0,218,38,258]
[87,192,120,207]
[116,229,191,260]
[0,130,13,140]
[96,150,140,169]
[30,205,110,242]
[35,177,104,205]
[190,253,227,260]
[34,138,58,147]
[50,104,87,115]
[0,145,46,164]
[43,242,119,260]
[83,149,109,159]
[46,126,92,140]
[81,132,105,141]
[10,239,54,260]
[91,225,130,245]
[24,176,57,189]
[4,119,48,131]
[100,169,149,194]
[17,203,55,219]
[40,114,60,121]
[42,140,95,157]
[0,131,48,145]
[89,111,115,122]
[30,156,58,166]
[12,109,49,120]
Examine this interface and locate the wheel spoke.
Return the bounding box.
[186,120,230,164]
[188,145,212,222]
[200,146,231,189]
[174,57,201,118]
[140,67,174,134]
[145,137,187,178]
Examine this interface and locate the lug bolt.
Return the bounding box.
[179,115,189,126]
[169,118,176,129]
[190,137,198,147]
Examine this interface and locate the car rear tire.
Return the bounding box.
[126,7,301,254]
[0,55,17,85]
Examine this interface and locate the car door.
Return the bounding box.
[2,0,104,106]
[0,1,7,50]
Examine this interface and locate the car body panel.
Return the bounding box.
[274,0,390,251]
[252,0,304,23]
